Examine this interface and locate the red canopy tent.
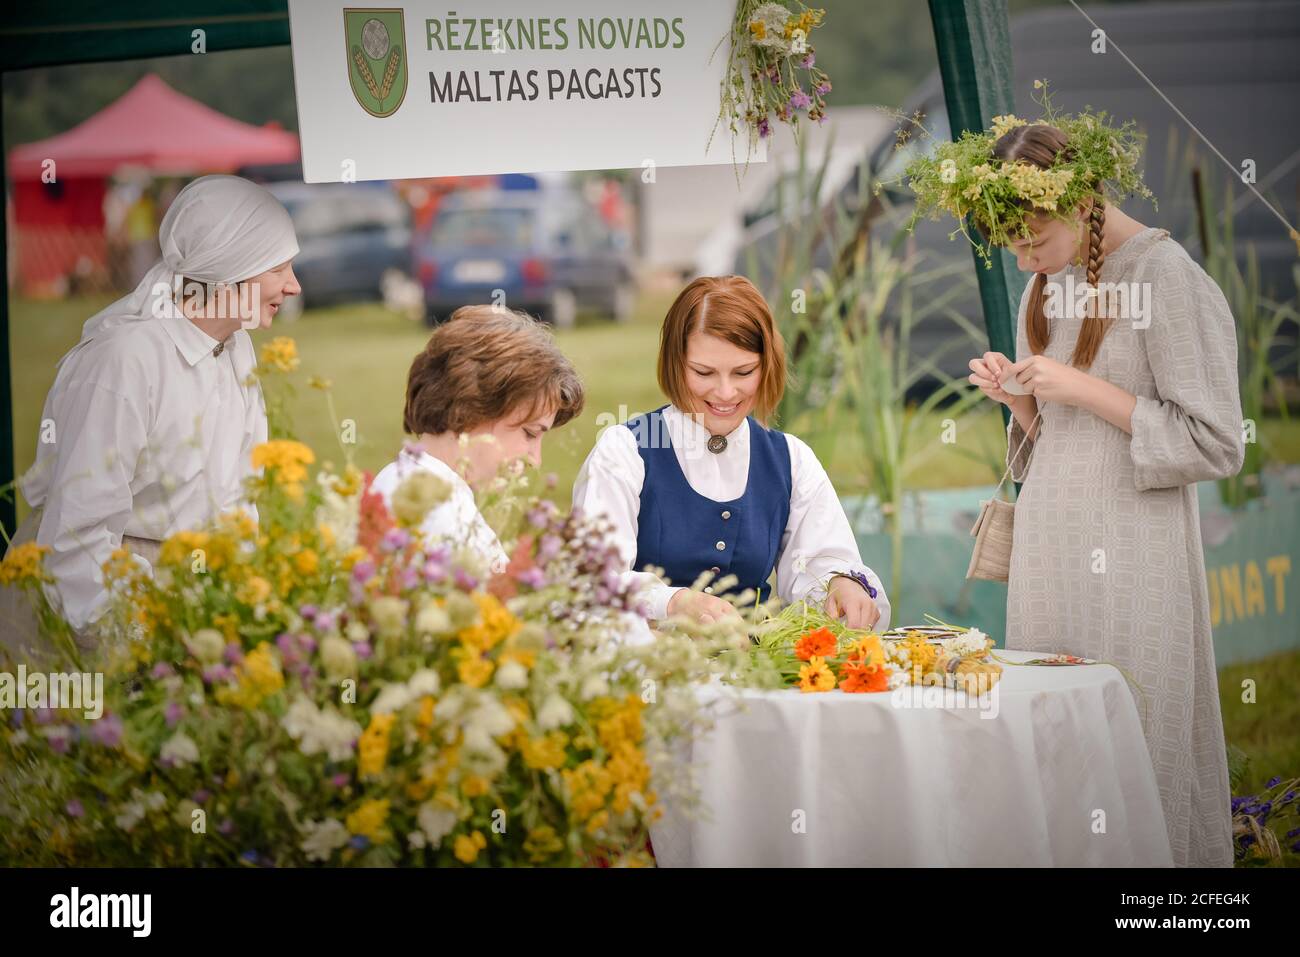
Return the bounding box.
[7,73,300,295]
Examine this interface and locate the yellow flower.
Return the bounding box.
[346,798,390,841]
[294,549,319,575]
[102,547,139,585]
[0,541,51,585]
[357,713,395,778]
[457,656,494,689]
[1002,161,1075,211]
[453,830,486,864]
[216,642,284,708]
[159,530,210,569]
[236,575,272,607]
[990,114,1027,140]
[225,509,258,539]
[327,465,363,498]
[251,440,315,485]
[748,20,766,40]
[461,775,490,798]
[798,655,836,693]
[900,633,938,679]
[523,825,564,863]
[259,336,299,373]
[498,645,537,670]
[458,593,521,653]
[562,761,614,820]
[521,732,568,770]
[416,695,436,731]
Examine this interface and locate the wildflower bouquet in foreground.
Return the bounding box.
[0,444,749,867]
[744,604,1001,695]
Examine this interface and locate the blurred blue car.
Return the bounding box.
[268,182,412,318]
[416,189,635,327]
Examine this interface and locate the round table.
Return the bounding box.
[650,649,1174,867]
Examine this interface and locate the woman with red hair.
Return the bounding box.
[574,275,889,629]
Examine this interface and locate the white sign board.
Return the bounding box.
[286,1,764,182]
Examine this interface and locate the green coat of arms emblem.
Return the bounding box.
[344,8,408,117]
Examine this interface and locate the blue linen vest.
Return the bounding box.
[626,406,792,603]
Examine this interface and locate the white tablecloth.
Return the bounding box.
[650,650,1173,867]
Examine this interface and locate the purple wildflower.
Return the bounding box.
[202,664,233,684]
[801,53,815,68]
[164,701,185,727]
[354,642,373,660]
[538,534,563,561]
[789,89,812,111]
[453,568,479,592]
[381,527,411,553]
[150,663,175,679]
[758,118,771,139]
[66,799,84,818]
[90,713,124,747]
[517,567,547,589]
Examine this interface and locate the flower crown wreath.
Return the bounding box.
[893,81,1155,267]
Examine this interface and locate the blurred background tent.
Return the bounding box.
[8,74,300,296]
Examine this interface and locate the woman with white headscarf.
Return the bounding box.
[1,175,300,656]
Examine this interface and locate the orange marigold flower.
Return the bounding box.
[840,660,890,693]
[793,626,837,661]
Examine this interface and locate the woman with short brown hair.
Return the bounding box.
[372,305,584,573]
[574,275,889,628]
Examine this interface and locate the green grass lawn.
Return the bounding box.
[8,293,1300,863]
[13,293,1300,507]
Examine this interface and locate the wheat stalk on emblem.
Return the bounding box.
[379,47,402,101]
[351,45,380,99]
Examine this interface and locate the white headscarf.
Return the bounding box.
[76,174,299,346]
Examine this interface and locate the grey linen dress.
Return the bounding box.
[1005,226,1244,867]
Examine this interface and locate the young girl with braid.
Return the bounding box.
[948,118,1244,867]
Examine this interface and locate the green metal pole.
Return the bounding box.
[927,0,1026,422]
[0,73,14,539]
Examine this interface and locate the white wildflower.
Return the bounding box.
[300,818,349,862]
[160,731,199,766]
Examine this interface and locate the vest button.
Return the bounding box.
[721,510,731,520]
[715,541,725,551]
